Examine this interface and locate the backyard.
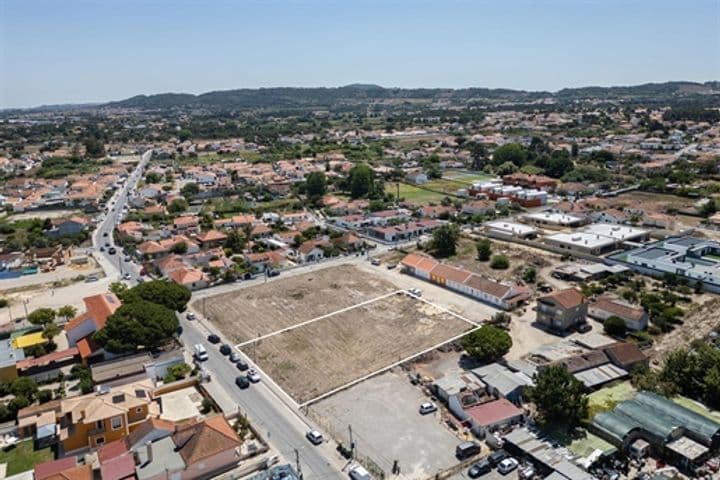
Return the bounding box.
[0,441,54,475]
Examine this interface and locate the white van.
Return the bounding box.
[193,344,208,361]
[348,465,372,480]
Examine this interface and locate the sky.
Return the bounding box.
[1,0,719,108]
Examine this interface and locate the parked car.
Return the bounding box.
[348,465,372,480]
[456,441,481,460]
[519,466,535,480]
[108,247,117,255]
[468,460,492,478]
[85,275,99,283]
[103,232,108,237]
[186,312,196,321]
[236,360,249,371]
[235,376,250,389]
[487,450,508,467]
[577,322,592,333]
[267,269,280,277]
[497,458,519,475]
[418,402,437,415]
[124,256,131,262]
[122,273,132,280]
[306,429,323,445]
[230,351,242,363]
[408,288,422,297]
[371,258,381,266]
[219,344,231,355]
[387,263,397,269]
[193,344,208,361]
[207,334,221,344]
[99,246,105,252]
[247,369,261,383]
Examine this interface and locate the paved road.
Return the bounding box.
[179,314,347,480]
[91,150,151,285]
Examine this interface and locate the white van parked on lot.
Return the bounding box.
[193,344,208,361]
[348,465,372,480]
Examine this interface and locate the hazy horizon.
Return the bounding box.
[2,0,719,109]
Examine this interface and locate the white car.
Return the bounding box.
[122,273,132,280]
[186,312,196,320]
[306,429,323,445]
[497,458,519,475]
[247,369,261,383]
[408,288,422,297]
[419,402,437,415]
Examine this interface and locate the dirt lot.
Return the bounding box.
[239,292,473,404]
[195,264,400,343]
[449,238,561,283]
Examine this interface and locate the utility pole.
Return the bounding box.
[294,449,303,480]
[22,299,29,319]
[202,297,206,318]
[348,424,355,458]
[396,181,400,205]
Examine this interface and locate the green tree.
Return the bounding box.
[224,230,245,254]
[348,163,375,199]
[123,280,191,312]
[11,377,38,401]
[181,182,200,198]
[109,281,129,297]
[467,142,487,170]
[27,307,56,325]
[527,365,588,427]
[168,198,189,214]
[178,129,192,142]
[490,255,509,269]
[603,316,627,337]
[57,305,77,321]
[83,137,105,158]
[170,241,188,254]
[37,389,53,404]
[305,171,327,199]
[42,322,61,340]
[145,172,162,184]
[432,224,460,257]
[492,143,528,167]
[461,325,512,363]
[94,300,179,353]
[476,239,492,261]
[522,267,537,283]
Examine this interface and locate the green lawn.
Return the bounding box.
[672,395,720,422]
[0,441,54,475]
[443,170,493,183]
[386,183,447,204]
[587,381,637,419]
[567,431,616,458]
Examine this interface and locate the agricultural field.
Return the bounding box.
[387,171,493,205]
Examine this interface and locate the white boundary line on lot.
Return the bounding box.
[298,323,482,408]
[234,289,404,348]
[232,288,486,408]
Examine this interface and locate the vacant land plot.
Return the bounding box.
[450,238,561,283]
[196,265,399,342]
[386,183,447,204]
[240,293,473,404]
[309,371,461,479]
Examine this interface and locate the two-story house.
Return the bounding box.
[536,288,588,333]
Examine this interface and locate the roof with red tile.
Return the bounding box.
[65,293,121,333]
[539,288,586,309]
[172,416,240,465]
[465,398,523,427]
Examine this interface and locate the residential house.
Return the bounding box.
[243,251,284,273]
[34,457,93,480]
[588,296,649,331]
[47,217,90,239]
[295,239,329,263]
[172,216,200,235]
[65,293,122,348]
[406,172,428,185]
[471,363,534,404]
[117,221,146,242]
[400,253,530,310]
[368,209,410,226]
[590,208,629,224]
[332,232,363,252]
[196,230,227,249]
[461,200,495,216]
[536,288,588,333]
[167,267,209,291]
[463,398,525,438]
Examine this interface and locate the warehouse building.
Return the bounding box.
[591,391,720,472]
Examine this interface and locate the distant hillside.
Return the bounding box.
[34,81,720,112]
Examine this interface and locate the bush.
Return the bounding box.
[490,255,509,269]
[476,239,492,261]
[604,316,627,337]
[37,389,53,404]
[201,398,214,414]
[0,299,7,308]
